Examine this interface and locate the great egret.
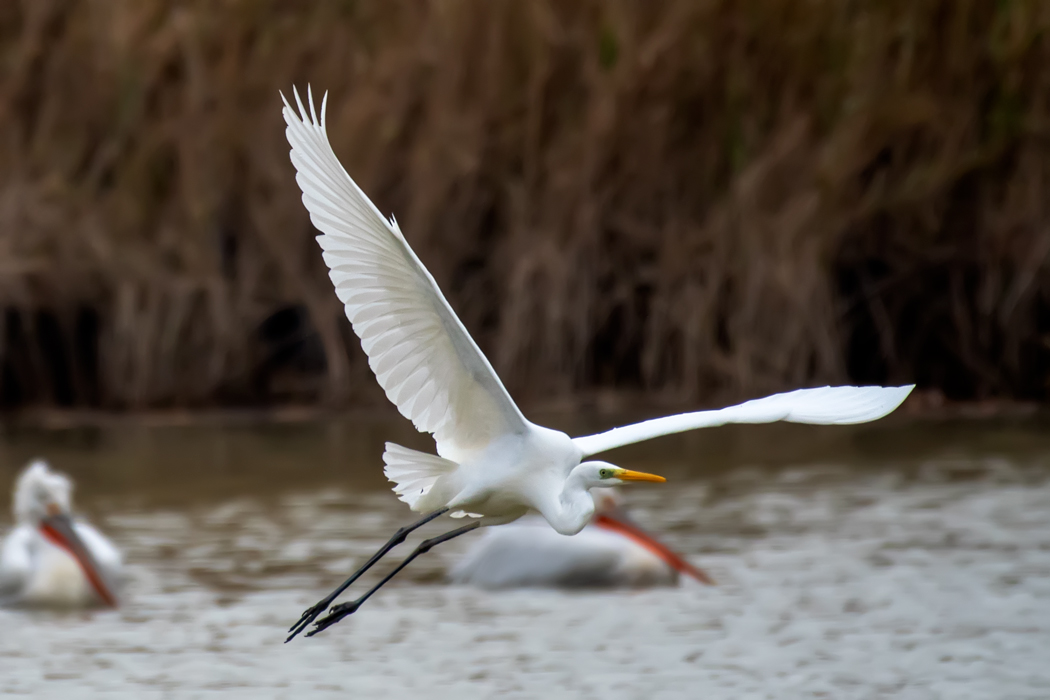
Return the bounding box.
[0,460,122,608]
[450,490,713,588]
[281,87,914,640]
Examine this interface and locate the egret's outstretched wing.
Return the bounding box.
[573,385,914,457]
[282,87,528,458]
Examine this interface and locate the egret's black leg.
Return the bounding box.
[286,507,450,642]
[306,521,482,638]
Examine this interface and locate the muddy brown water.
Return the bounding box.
[0,413,1047,699]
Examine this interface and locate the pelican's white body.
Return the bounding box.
[282,87,915,539]
[0,521,121,607]
[0,460,123,608]
[450,515,676,589]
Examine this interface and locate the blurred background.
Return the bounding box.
[0,2,1048,698]
[3,0,1050,414]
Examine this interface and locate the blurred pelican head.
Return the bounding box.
[13,459,73,525]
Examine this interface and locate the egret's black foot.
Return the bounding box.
[305,600,362,637]
[283,507,451,643]
[286,599,334,642]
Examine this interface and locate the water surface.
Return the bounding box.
[0,414,1047,699]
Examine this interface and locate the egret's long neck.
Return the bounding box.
[542,468,595,536]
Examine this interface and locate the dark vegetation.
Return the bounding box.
[1,0,1049,411]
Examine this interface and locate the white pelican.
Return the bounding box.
[0,460,122,609]
[449,490,714,588]
[281,87,914,640]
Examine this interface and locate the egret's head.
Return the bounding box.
[576,461,666,489]
[13,459,73,525]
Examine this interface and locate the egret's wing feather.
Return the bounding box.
[383,442,458,511]
[573,385,914,456]
[283,87,528,458]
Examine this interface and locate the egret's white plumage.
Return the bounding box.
[284,89,526,464]
[282,86,913,535]
[281,87,914,637]
[0,460,122,608]
[572,384,917,456]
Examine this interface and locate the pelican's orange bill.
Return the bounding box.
[39,514,119,607]
[594,511,715,585]
[615,469,666,483]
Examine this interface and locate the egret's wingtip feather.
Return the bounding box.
[308,84,319,125]
[293,85,307,122]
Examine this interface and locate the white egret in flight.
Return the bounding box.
[281,87,914,640]
[0,460,122,609]
[450,490,714,589]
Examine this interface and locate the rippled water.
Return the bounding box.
[0,414,1048,699]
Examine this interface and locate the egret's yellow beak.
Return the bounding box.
[615,469,666,483]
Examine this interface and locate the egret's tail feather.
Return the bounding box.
[383,443,458,511]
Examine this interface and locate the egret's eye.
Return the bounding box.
[599,468,612,479]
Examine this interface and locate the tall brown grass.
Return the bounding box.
[1,0,1049,411]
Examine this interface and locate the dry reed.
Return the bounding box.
[1,0,1049,410]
